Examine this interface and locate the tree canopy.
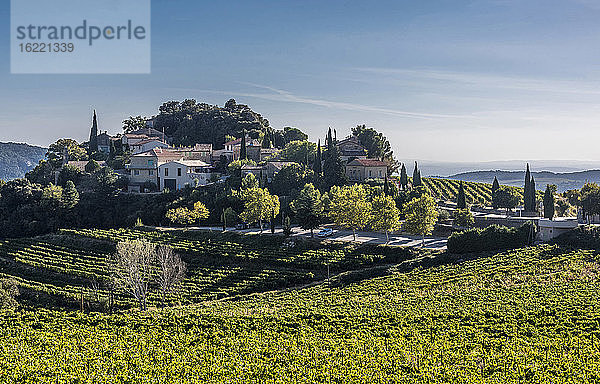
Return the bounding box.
[351,125,399,173]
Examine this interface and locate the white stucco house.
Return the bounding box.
[158,160,216,191]
[537,218,579,242]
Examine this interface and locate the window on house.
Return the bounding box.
[134,170,140,176]
[178,168,182,177]
[149,170,154,176]
[148,160,154,167]
[369,170,372,177]
[165,168,169,177]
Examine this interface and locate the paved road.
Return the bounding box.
[156,225,447,250]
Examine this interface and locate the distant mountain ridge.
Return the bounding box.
[0,142,46,180]
[447,170,600,192]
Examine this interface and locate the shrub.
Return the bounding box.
[552,225,600,250]
[447,222,535,254]
[453,208,474,228]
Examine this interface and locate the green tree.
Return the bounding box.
[313,139,323,176]
[322,141,347,190]
[412,162,422,187]
[530,175,537,213]
[453,208,474,228]
[495,186,521,215]
[241,173,259,190]
[270,164,315,197]
[85,160,101,173]
[262,132,272,148]
[62,180,79,209]
[543,184,555,220]
[351,125,399,173]
[400,163,408,190]
[579,183,600,223]
[89,110,99,156]
[291,183,323,237]
[329,184,372,241]
[457,182,467,209]
[524,164,533,212]
[222,207,238,229]
[491,176,500,209]
[370,194,401,243]
[281,140,316,165]
[238,187,280,232]
[41,183,63,209]
[122,116,148,133]
[25,160,55,185]
[402,193,438,247]
[240,129,247,160]
[47,139,87,168]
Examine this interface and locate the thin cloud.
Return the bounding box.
[354,67,600,96]
[168,83,473,120]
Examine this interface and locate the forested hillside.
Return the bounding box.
[0,142,46,180]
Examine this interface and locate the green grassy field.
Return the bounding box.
[0,233,599,382]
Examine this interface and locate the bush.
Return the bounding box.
[0,279,19,309]
[447,222,535,254]
[453,208,474,228]
[552,225,600,250]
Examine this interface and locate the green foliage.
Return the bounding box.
[495,186,521,212]
[457,182,466,209]
[329,184,372,240]
[153,99,270,148]
[237,187,280,230]
[453,208,474,228]
[370,194,401,242]
[351,125,399,173]
[543,184,555,219]
[402,193,438,245]
[88,111,99,155]
[84,160,100,174]
[280,140,316,165]
[270,164,314,197]
[47,139,87,168]
[322,141,347,191]
[579,183,600,221]
[412,162,422,187]
[61,181,79,209]
[399,163,408,190]
[122,116,148,133]
[166,202,210,226]
[0,278,18,309]
[291,183,323,236]
[222,207,238,228]
[491,176,500,208]
[57,165,83,187]
[447,222,535,254]
[1,244,600,381]
[26,159,55,185]
[312,140,322,176]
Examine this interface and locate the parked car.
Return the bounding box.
[236,223,248,230]
[317,228,334,238]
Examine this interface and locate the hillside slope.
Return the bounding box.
[0,142,46,180]
[0,243,598,382]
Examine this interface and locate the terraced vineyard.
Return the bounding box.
[1,243,599,382]
[0,228,422,309]
[422,177,495,205]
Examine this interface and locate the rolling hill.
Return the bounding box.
[0,142,46,180]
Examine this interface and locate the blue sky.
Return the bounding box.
[2,0,600,162]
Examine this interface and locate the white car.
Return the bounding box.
[317,228,334,238]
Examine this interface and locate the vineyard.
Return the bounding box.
[422,178,495,205]
[0,228,423,309]
[0,243,599,382]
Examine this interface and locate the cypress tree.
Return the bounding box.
[323,139,346,190]
[240,129,247,160]
[491,176,500,209]
[384,174,390,196]
[530,175,536,213]
[313,139,322,175]
[327,127,333,148]
[457,182,467,209]
[88,110,99,156]
[543,184,555,219]
[412,162,422,187]
[400,163,408,190]
[262,133,272,148]
[524,163,531,212]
